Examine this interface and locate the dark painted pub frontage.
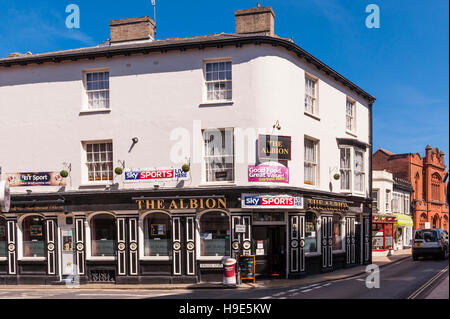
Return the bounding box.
[0,187,372,285]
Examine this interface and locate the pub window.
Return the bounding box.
[0,218,6,258]
[340,148,351,191]
[199,211,230,257]
[85,70,110,110]
[305,75,318,115]
[84,141,113,182]
[304,138,319,186]
[203,128,234,183]
[386,190,391,212]
[354,149,365,192]
[91,214,116,257]
[346,98,356,132]
[22,215,45,258]
[332,215,343,250]
[305,212,318,253]
[144,213,172,257]
[205,61,232,101]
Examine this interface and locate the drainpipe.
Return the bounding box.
[368,100,374,265]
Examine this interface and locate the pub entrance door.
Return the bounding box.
[252,225,286,278]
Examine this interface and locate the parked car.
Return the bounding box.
[412,228,449,260]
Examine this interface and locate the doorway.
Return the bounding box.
[252,225,286,278]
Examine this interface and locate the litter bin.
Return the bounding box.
[222,258,237,286]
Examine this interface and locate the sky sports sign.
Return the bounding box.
[241,194,304,209]
[124,168,188,183]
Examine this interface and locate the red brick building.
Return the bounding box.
[373,145,449,232]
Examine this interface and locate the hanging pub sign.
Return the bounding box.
[306,198,349,212]
[258,135,291,161]
[0,181,11,212]
[6,172,66,187]
[124,168,188,183]
[136,197,227,211]
[242,194,303,209]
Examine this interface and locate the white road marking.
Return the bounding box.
[259,296,272,299]
[290,292,299,297]
[288,288,300,292]
[302,289,313,293]
[322,283,331,286]
[272,292,286,297]
[356,278,365,281]
[278,297,287,299]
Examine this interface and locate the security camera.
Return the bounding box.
[132,137,139,144]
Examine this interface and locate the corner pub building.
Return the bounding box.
[0,6,375,285]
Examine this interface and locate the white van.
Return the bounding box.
[412,228,449,260]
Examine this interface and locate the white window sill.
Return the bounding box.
[0,257,7,261]
[332,250,345,254]
[140,256,172,261]
[199,183,236,187]
[303,183,318,189]
[345,130,357,137]
[19,257,46,261]
[199,100,234,107]
[79,109,111,115]
[87,257,116,261]
[304,111,321,121]
[197,256,226,261]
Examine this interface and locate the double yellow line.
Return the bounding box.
[407,265,449,299]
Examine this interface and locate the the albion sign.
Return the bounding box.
[136,197,227,210]
[306,199,349,211]
[258,135,292,161]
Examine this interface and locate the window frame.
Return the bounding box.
[81,140,114,186]
[340,147,352,192]
[197,211,231,260]
[140,212,172,261]
[86,213,117,261]
[354,148,365,194]
[305,212,319,254]
[201,128,235,185]
[372,190,379,212]
[17,214,47,261]
[304,137,319,187]
[304,74,319,116]
[203,59,233,103]
[346,98,356,133]
[82,69,111,111]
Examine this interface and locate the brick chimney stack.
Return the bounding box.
[235,6,275,36]
[110,17,155,44]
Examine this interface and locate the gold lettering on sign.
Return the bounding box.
[136,197,227,210]
[190,199,199,209]
[169,200,178,210]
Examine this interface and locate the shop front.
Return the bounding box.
[372,214,396,255]
[2,187,372,285]
[393,214,414,250]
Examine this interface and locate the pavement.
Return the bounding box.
[426,275,449,299]
[0,249,412,291]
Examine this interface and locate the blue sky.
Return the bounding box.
[1,0,448,166]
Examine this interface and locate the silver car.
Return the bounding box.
[412,228,449,260]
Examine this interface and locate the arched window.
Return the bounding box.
[91,214,116,257]
[144,213,171,257]
[0,218,6,258]
[432,215,440,229]
[443,216,448,232]
[431,173,441,201]
[332,215,343,250]
[419,214,427,229]
[200,211,230,257]
[305,212,317,253]
[22,215,45,257]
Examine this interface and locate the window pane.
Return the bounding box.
[22,216,45,257]
[91,215,116,256]
[305,213,317,253]
[144,213,171,257]
[200,212,230,256]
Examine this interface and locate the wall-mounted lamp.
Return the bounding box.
[272,121,281,131]
[129,137,139,153]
